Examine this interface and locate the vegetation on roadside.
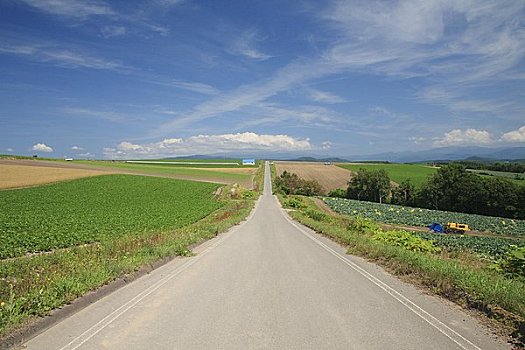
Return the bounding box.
[280,195,525,345]
[0,175,257,338]
[274,171,323,196]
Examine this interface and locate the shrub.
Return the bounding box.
[373,230,441,254]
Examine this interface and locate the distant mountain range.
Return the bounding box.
[344,146,525,163]
[161,146,525,163]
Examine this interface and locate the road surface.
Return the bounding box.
[22,162,508,349]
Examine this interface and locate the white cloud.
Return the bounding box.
[231,31,272,61]
[409,136,426,145]
[101,26,127,38]
[433,129,493,147]
[32,143,54,152]
[6,148,14,152]
[169,81,220,95]
[0,44,126,71]
[76,152,95,158]
[501,125,525,142]
[71,145,84,150]
[103,132,311,159]
[19,0,114,18]
[321,141,332,150]
[309,90,346,104]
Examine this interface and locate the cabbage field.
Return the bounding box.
[324,197,525,236]
[0,174,223,259]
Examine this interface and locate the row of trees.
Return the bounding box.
[343,164,525,219]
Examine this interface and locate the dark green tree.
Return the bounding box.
[347,168,391,203]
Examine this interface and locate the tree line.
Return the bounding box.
[432,160,525,174]
[337,164,525,219]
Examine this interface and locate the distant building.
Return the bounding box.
[242,159,256,165]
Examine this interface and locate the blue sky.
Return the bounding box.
[1,0,524,159]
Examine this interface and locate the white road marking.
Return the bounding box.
[281,210,482,350]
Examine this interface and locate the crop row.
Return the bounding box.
[412,232,524,258]
[0,175,222,259]
[324,197,525,236]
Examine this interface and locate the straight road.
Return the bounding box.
[22,162,508,349]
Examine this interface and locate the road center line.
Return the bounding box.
[281,209,482,350]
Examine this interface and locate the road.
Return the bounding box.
[22,162,508,349]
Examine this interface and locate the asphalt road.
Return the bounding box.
[22,162,508,349]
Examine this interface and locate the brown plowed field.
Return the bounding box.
[0,163,113,189]
[274,161,354,194]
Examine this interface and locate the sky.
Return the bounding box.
[0,0,524,159]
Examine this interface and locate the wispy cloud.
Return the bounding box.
[231,30,272,61]
[18,0,114,18]
[169,81,220,95]
[71,145,84,150]
[309,89,346,103]
[62,107,143,123]
[103,132,312,159]
[100,25,127,38]
[0,44,127,71]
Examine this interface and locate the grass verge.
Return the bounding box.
[280,194,525,346]
[0,190,255,339]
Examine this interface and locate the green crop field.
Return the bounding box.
[0,174,223,259]
[337,163,437,187]
[324,197,525,236]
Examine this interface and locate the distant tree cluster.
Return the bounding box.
[344,164,525,219]
[275,171,323,196]
[432,160,525,174]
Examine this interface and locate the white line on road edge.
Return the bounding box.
[56,195,263,350]
[281,211,482,350]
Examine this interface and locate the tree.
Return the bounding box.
[347,168,391,203]
[391,179,416,206]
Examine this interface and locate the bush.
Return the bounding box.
[373,230,441,254]
[284,197,305,209]
[496,246,525,277]
[328,188,346,198]
[275,171,323,196]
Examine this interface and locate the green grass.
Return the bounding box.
[468,169,525,186]
[0,175,223,259]
[337,163,437,187]
[282,196,525,340]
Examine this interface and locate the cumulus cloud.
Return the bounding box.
[103,132,311,159]
[321,141,332,150]
[32,143,54,152]
[433,129,493,147]
[71,145,84,150]
[501,125,525,142]
[6,148,14,152]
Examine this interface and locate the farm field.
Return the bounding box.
[337,163,437,187]
[324,197,525,236]
[274,161,354,194]
[0,174,222,259]
[0,163,112,189]
[124,158,256,168]
[1,159,256,188]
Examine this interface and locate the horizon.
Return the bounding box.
[1,1,524,159]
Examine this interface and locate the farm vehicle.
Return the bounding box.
[428,222,470,234]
